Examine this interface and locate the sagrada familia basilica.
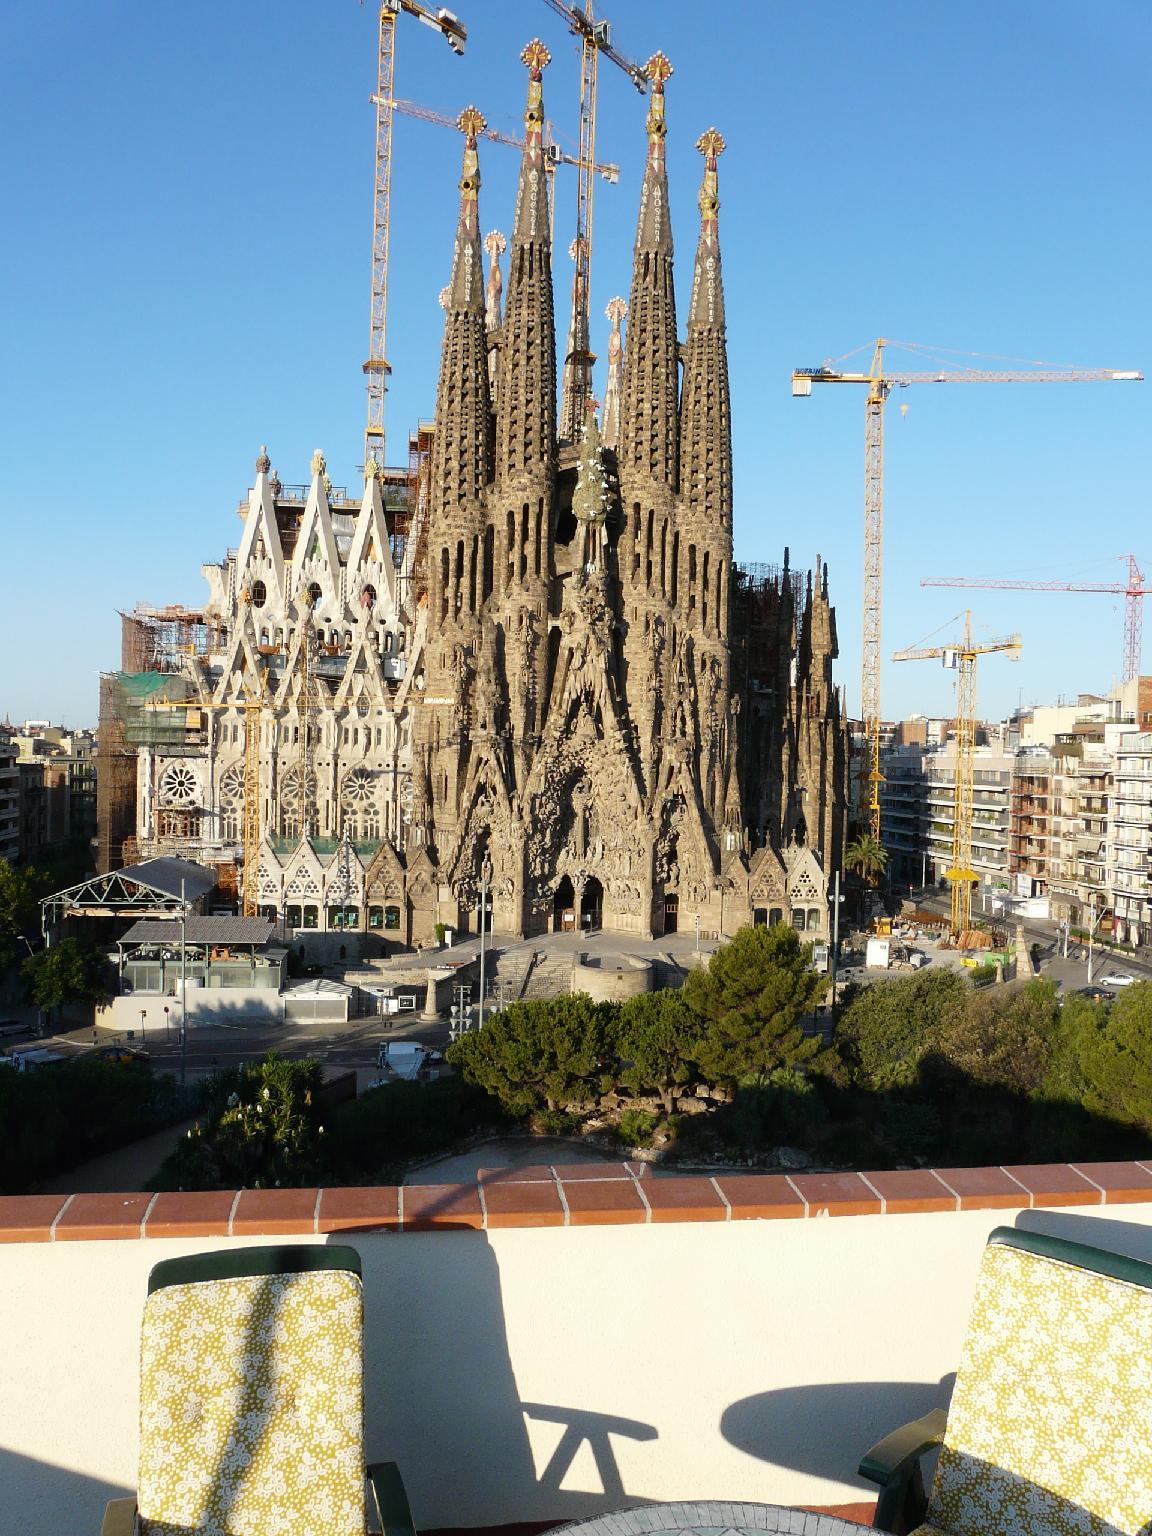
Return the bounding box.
[102,43,848,948]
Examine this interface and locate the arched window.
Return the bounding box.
[807,908,822,933]
[384,905,401,930]
[369,906,384,930]
[285,905,302,930]
[250,580,267,609]
[302,906,318,929]
[791,908,806,930]
[307,581,322,608]
[769,907,784,927]
[361,584,377,611]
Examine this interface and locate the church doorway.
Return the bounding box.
[663,893,679,935]
[553,875,576,932]
[580,876,603,932]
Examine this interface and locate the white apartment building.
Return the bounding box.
[1109,732,1152,946]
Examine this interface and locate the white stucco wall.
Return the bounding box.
[4,1201,1152,1536]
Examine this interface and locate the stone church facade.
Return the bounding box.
[125,42,847,949]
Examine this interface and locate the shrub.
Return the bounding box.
[617,1108,658,1148]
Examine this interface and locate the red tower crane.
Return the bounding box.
[922,554,1148,683]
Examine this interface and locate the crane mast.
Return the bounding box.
[540,0,645,441]
[363,1,466,476]
[893,614,1021,939]
[793,340,1142,847]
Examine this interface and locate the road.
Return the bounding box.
[908,888,1152,994]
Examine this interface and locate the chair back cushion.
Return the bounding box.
[137,1266,364,1536]
[928,1235,1152,1536]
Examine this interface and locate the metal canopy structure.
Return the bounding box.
[41,858,217,930]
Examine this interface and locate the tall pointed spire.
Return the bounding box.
[430,107,492,515]
[680,128,731,532]
[559,238,596,445]
[483,229,505,392]
[601,297,627,451]
[495,40,556,485]
[619,53,679,489]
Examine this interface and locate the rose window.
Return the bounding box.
[159,763,198,806]
[342,769,376,808]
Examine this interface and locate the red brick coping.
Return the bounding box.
[3,1160,1152,1242]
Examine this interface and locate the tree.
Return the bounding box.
[836,968,967,1090]
[933,979,1058,1097]
[844,834,887,885]
[682,924,827,1089]
[616,989,702,1113]
[445,994,618,1115]
[0,860,44,980]
[22,938,113,1014]
[1075,982,1152,1133]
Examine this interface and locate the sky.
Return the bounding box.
[2,0,1149,728]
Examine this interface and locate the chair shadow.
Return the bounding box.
[721,1376,955,1489]
[347,1229,660,1528]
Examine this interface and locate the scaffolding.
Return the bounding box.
[119,604,223,675]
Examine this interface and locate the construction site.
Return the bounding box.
[94,0,850,959]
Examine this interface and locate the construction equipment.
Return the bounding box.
[362,1,467,476]
[893,612,1022,940]
[792,339,1142,842]
[376,93,619,243]
[922,554,1148,683]
[540,0,646,441]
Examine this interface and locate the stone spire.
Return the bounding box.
[430,108,492,515]
[619,53,679,488]
[484,229,506,392]
[495,40,556,483]
[601,297,626,451]
[680,128,731,529]
[559,238,596,445]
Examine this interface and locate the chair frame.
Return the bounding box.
[860,1225,1152,1534]
[101,1244,415,1536]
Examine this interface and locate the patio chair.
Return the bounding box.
[860,1225,1152,1536]
[100,1245,415,1536]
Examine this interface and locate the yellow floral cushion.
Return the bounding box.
[927,1242,1152,1536]
[138,1268,364,1536]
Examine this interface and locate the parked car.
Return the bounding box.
[91,1044,151,1065]
[1097,974,1135,989]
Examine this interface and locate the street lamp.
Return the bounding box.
[139,1008,147,1046]
[477,859,492,1031]
[163,1005,171,1045]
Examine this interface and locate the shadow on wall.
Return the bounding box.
[0,1449,130,1536]
[720,1376,954,1492]
[347,1229,660,1528]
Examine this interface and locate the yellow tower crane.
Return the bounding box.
[893,612,1021,941]
[539,0,646,440]
[791,340,1142,844]
[362,0,467,476]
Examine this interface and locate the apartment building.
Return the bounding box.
[1109,732,1152,946]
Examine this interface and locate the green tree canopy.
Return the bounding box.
[22,937,113,1012]
[682,924,827,1089]
[445,994,619,1115]
[616,989,702,1112]
[1075,981,1152,1133]
[930,978,1058,1097]
[836,968,968,1090]
[0,860,44,978]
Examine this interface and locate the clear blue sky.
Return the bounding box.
[2,0,1148,727]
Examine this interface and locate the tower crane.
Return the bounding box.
[792,339,1143,843]
[362,1,467,477]
[893,613,1022,941]
[539,0,647,441]
[922,554,1148,684]
[373,93,620,244]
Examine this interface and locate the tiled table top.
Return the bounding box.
[561,1503,871,1536]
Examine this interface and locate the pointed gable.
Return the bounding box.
[347,467,398,614]
[290,451,342,606]
[236,447,286,604]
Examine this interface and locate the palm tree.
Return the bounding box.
[844,833,888,886]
